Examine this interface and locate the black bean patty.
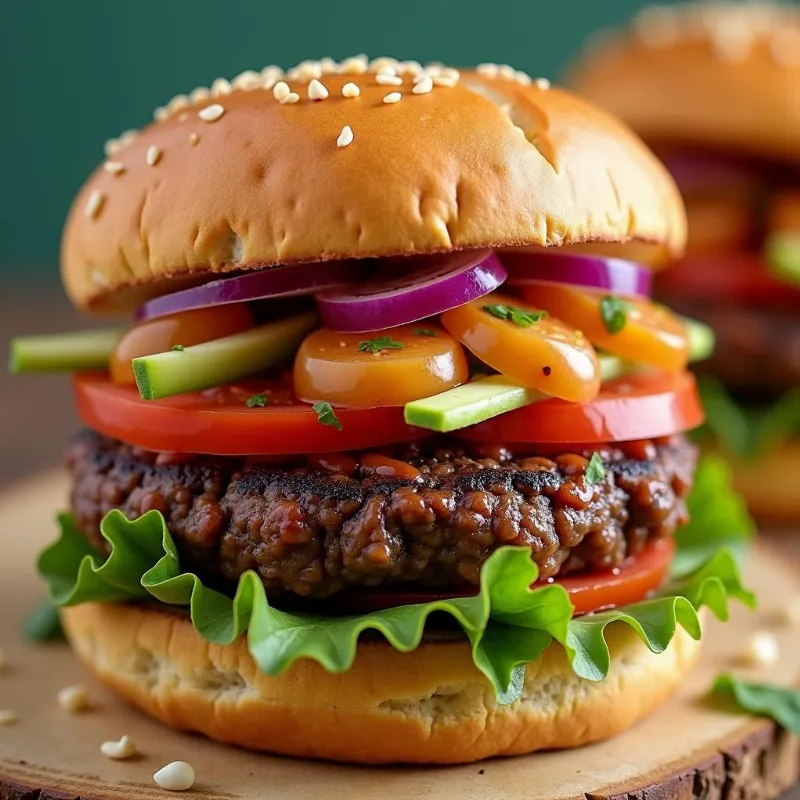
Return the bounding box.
[68,431,696,599]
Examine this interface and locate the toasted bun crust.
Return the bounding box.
[569,2,800,162]
[724,441,800,523]
[61,63,686,311]
[61,602,701,764]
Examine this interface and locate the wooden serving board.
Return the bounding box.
[0,471,798,800]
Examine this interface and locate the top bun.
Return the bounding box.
[569,2,800,163]
[61,57,686,311]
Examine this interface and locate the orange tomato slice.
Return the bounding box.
[440,292,601,403]
[110,305,254,385]
[293,324,469,408]
[519,282,689,371]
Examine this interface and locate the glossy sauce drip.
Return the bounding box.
[359,454,422,480]
[308,453,358,475]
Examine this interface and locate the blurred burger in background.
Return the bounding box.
[569,1,800,522]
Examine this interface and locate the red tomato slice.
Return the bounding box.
[74,374,428,455]
[455,370,704,444]
[324,538,674,616]
[656,252,800,308]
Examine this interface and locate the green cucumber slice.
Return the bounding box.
[681,316,716,363]
[133,311,317,400]
[9,328,125,373]
[766,231,800,286]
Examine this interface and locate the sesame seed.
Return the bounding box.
[633,5,681,47]
[273,81,291,101]
[424,64,444,77]
[338,55,368,74]
[103,161,125,175]
[154,106,169,122]
[342,82,361,98]
[337,125,354,148]
[320,57,337,74]
[91,268,109,287]
[167,94,190,112]
[232,70,263,90]
[280,92,300,105]
[198,103,225,122]
[177,112,189,122]
[383,92,402,104]
[742,631,781,666]
[499,103,512,116]
[189,87,212,104]
[477,63,498,78]
[515,70,532,86]
[119,130,137,146]
[260,66,284,89]
[294,60,324,81]
[57,684,89,712]
[101,735,137,760]
[441,67,460,81]
[211,78,232,97]
[498,64,516,80]
[711,25,752,61]
[189,133,200,146]
[104,139,120,157]
[398,60,424,75]
[432,76,456,87]
[308,79,329,100]
[412,76,433,94]
[370,56,400,73]
[375,64,398,77]
[154,762,196,792]
[0,710,17,726]
[146,145,162,166]
[376,73,403,86]
[534,77,551,90]
[85,190,105,219]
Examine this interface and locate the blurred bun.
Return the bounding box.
[569,2,800,163]
[62,601,701,764]
[61,61,685,311]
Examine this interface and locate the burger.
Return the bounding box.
[569,1,800,522]
[10,55,753,764]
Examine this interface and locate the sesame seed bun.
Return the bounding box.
[60,601,702,764]
[568,2,800,163]
[61,61,686,312]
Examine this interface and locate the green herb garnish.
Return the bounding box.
[482,304,547,328]
[246,393,268,408]
[712,674,800,734]
[599,295,629,334]
[413,328,438,337]
[358,337,405,354]
[313,401,343,430]
[584,452,605,485]
[171,344,185,352]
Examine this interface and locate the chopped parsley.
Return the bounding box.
[584,452,605,485]
[246,393,268,408]
[413,328,438,337]
[358,336,405,354]
[312,401,343,431]
[171,344,185,351]
[599,295,629,335]
[482,304,547,328]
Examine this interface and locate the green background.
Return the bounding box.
[0,0,769,278]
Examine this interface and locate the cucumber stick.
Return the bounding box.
[133,311,317,400]
[405,322,714,435]
[766,231,800,286]
[9,328,125,373]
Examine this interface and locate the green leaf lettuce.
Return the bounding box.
[712,674,800,734]
[38,459,755,705]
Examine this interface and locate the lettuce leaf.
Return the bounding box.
[696,376,800,460]
[712,673,800,734]
[38,459,755,705]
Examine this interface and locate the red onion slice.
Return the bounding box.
[499,252,652,298]
[315,251,506,333]
[137,261,366,321]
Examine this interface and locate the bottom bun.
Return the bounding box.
[62,602,702,764]
[725,441,800,524]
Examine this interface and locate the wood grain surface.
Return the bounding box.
[1,286,799,798]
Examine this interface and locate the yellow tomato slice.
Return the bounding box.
[519,282,689,371]
[110,305,254,385]
[293,324,469,407]
[440,292,601,403]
